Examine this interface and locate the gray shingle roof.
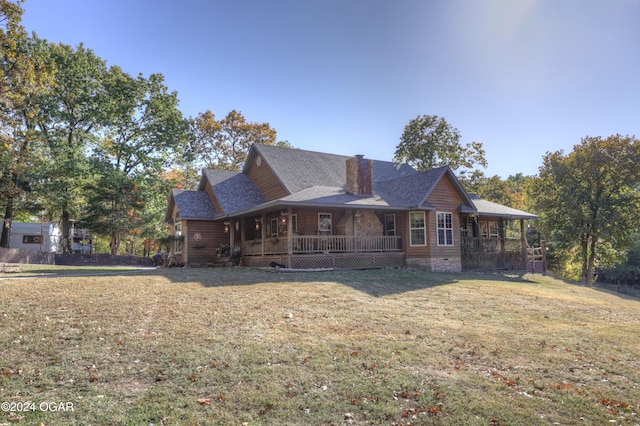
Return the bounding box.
[469,194,539,219]
[375,166,449,208]
[210,173,266,215]
[167,144,537,221]
[170,189,219,220]
[281,186,393,208]
[199,169,238,190]
[250,144,416,194]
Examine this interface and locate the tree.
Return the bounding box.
[0,2,54,247]
[35,41,110,253]
[394,115,487,173]
[83,68,186,254]
[532,135,640,284]
[461,171,533,211]
[189,109,277,171]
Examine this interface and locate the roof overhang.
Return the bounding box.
[218,199,434,220]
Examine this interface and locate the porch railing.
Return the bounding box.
[242,235,403,256]
[461,237,527,270]
[461,237,524,253]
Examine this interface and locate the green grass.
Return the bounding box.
[1,267,638,425]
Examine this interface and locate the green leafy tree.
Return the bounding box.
[34,41,110,253]
[462,171,534,211]
[190,109,277,171]
[82,165,144,254]
[394,115,487,174]
[83,68,186,254]
[0,2,54,247]
[531,135,640,284]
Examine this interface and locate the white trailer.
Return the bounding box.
[8,221,93,253]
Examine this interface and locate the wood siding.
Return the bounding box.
[246,155,288,201]
[183,220,229,265]
[294,208,346,235]
[404,211,429,259]
[425,174,464,259]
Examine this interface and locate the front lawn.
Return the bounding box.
[1,267,638,424]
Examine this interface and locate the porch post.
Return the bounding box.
[261,212,266,256]
[240,218,245,245]
[286,207,293,267]
[499,218,506,268]
[229,219,235,248]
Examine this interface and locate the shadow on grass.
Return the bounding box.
[153,266,543,297]
[5,264,558,297]
[1,266,150,278]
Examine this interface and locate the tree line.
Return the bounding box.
[1,1,281,255]
[3,1,639,284]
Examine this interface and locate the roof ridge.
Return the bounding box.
[254,142,414,166]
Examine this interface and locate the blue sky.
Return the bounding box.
[20,0,640,178]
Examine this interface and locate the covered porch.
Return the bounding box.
[229,206,406,269]
[460,214,543,271]
[241,235,404,269]
[459,195,541,271]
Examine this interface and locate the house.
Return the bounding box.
[164,143,538,271]
[8,221,93,254]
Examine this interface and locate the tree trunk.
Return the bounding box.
[586,237,598,286]
[60,210,73,254]
[110,231,120,255]
[580,234,589,284]
[0,200,13,248]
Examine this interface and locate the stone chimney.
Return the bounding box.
[346,155,373,196]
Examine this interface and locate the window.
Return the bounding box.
[437,212,454,246]
[489,221,499,238]
[409,212,426,246]
[291,214,298,233]
[384,214,396,236]
[271,218,278,237]
[23,235,41,244]
[318,213,332,235]
[174,222,183,253]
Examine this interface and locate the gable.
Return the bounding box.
[245,152,289,201]
[425,173,465,211]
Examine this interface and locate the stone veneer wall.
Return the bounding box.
[406,256,462,272]
[429,257,461,272]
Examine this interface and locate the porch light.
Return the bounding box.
[224,221,230,233]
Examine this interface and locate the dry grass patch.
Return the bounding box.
[0,267,638,425]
